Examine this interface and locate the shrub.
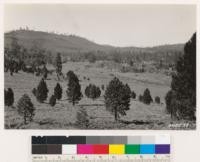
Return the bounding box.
[104,77,131,121]
[5,88,14,106]
[85,84,101,100]
[76,107,89,128]
[54,83,62,100]
[17,94,35,124]
[36,78,49,103]
[142,88,153,104]
[131,91,136,99]
[155,96,160,104]
[49,95,56,107]
[66,71,82,105]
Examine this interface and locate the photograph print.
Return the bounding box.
[4,4,196,129]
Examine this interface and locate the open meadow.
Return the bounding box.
[4,61,195,129]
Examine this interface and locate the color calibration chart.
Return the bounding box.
[32,136,170,162]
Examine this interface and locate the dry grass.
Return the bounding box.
[4,61,196,129]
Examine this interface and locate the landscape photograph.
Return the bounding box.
[4,4,196,129]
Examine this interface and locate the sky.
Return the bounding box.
[4,4,196,47]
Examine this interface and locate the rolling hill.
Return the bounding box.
[4,30,184,55]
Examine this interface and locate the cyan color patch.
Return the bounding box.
[140,144,155,154]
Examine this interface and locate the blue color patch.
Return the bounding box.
[140,144,155,154]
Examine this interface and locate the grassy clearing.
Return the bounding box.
[4,61,195,129]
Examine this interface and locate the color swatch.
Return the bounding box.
[32,136,170,155]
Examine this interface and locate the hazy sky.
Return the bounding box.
[4,4,196,47]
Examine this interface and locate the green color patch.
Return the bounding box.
[125,145,140,154]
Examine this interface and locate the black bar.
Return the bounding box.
[32,136,47,144]
[46,136,86,144]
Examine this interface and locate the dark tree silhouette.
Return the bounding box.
[49,95,56,107]
[17,94,35,124]
[42,65,48,79]
[142,88,153,105]
[104,77,131,121]
[166,33,196,120]
[165,90,175,117]
[85,84,101,100]
[54,83,62,100]
[131,91,136,99]
[155,96,160,104]
[66,71,82,105]
[5,88,14,106]
[36,78,49,103]
[55,53,62,80]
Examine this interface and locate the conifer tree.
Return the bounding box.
[142,88,153,105]
[54,83,62,100]
[131,90,136,99]
[49,95,56,107]
[66,71,82,105]
[55,53,62,80]
[36,78,49,103]
[104,77,131,121]
[42,65,48,79]
[155,96,160,104]
[85,84,101,100]
[17,94,35,124]
[5,88,14,106]
[166,33,196,120]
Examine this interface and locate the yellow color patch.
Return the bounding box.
[109,144,125,154]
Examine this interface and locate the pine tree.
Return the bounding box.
[36,78,49,103]
[85,84,91,98]
[142,88,153,105]
[66,71,82,105]
[131,90,136,99]
[155,96,160,104]
[49,95,56,107]
[104,77,131,121]
[17,94,35,124]
[85,84,101,100]
[55,53,62,80]
[54,83,62,100]
[165,90,175,115]
[42,65,48,79]
[5,88,14,106]
[166,33,196,120]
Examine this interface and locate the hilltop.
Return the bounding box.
[4,30,184,55]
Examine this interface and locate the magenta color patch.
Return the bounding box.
[77,144,93,154]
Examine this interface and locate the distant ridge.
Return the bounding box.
[4,30,184,55]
